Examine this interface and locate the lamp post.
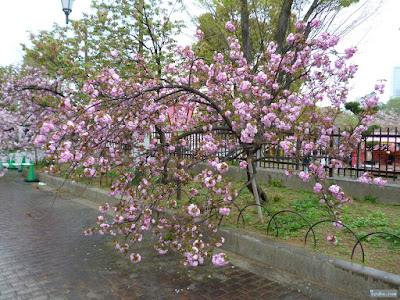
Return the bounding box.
[167,103,194,200]
[61,0,75,24]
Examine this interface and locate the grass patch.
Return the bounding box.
[215,177,400,275]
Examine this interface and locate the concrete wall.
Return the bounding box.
[192,164,400,205]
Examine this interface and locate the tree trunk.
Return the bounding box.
[246,170,269,203]
[155,126,169,185]
[138,0,144,55]
[247,160,263,223]
[274,0,294,54]
[176,145,182,201]
[240,0,252,62]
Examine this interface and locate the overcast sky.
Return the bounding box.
[1,0,399,103]
[340,0,400,103]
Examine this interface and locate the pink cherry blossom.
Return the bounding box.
[188,204,200,217]
[359,172,372,184]
[373,177,387,187]
[130,253,141,263]
[212,253,229,267]
[219,207,230,216]
[313,183,323,194]
[110,49,119,58]
[299,171,310,182]
[194,29,204,39]
[225,21,236,32]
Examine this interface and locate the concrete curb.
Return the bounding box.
[30,171,400,299]
[218,227,400,299]
[29,171,119,206]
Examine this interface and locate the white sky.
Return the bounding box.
[339,0,400,103]
[0,0,399,103]
[0,0,91,66]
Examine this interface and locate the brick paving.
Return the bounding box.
[0,171,313,299]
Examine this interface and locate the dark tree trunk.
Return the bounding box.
[274,0,294,54]
[138,0,144,55]
[240,0,252,62]
[246,164,269,203]
[155,126,169,185]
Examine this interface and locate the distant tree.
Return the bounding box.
[194,0,378,68]
[195,0,284,62]
[372,110,400,130]
[333,110,359,128]
[344,101,363,115]
[0,65,18,89]
[0,67,63,152]
[345,97,379,116]
[22,0,184,83]
[382,97,400,115]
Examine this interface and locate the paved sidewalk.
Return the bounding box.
[0,171,312,300]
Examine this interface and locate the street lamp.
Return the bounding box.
[61,0,75,24]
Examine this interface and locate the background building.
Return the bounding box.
[392,66,400,98]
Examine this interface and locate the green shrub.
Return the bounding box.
[269,178,286,188]
[272,194,283,202]
[364,195,378,204]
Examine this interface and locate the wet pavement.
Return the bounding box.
[0,171,312,299]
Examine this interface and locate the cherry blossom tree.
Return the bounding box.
[23,13,387,266]
[371,110,400,130]
[0,66,70,154]
[0,0,388,266]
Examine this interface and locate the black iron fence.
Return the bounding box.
[181,128,400,181]
[195,128,399,181]
[257,128,400,181]
[114,127,400,182]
